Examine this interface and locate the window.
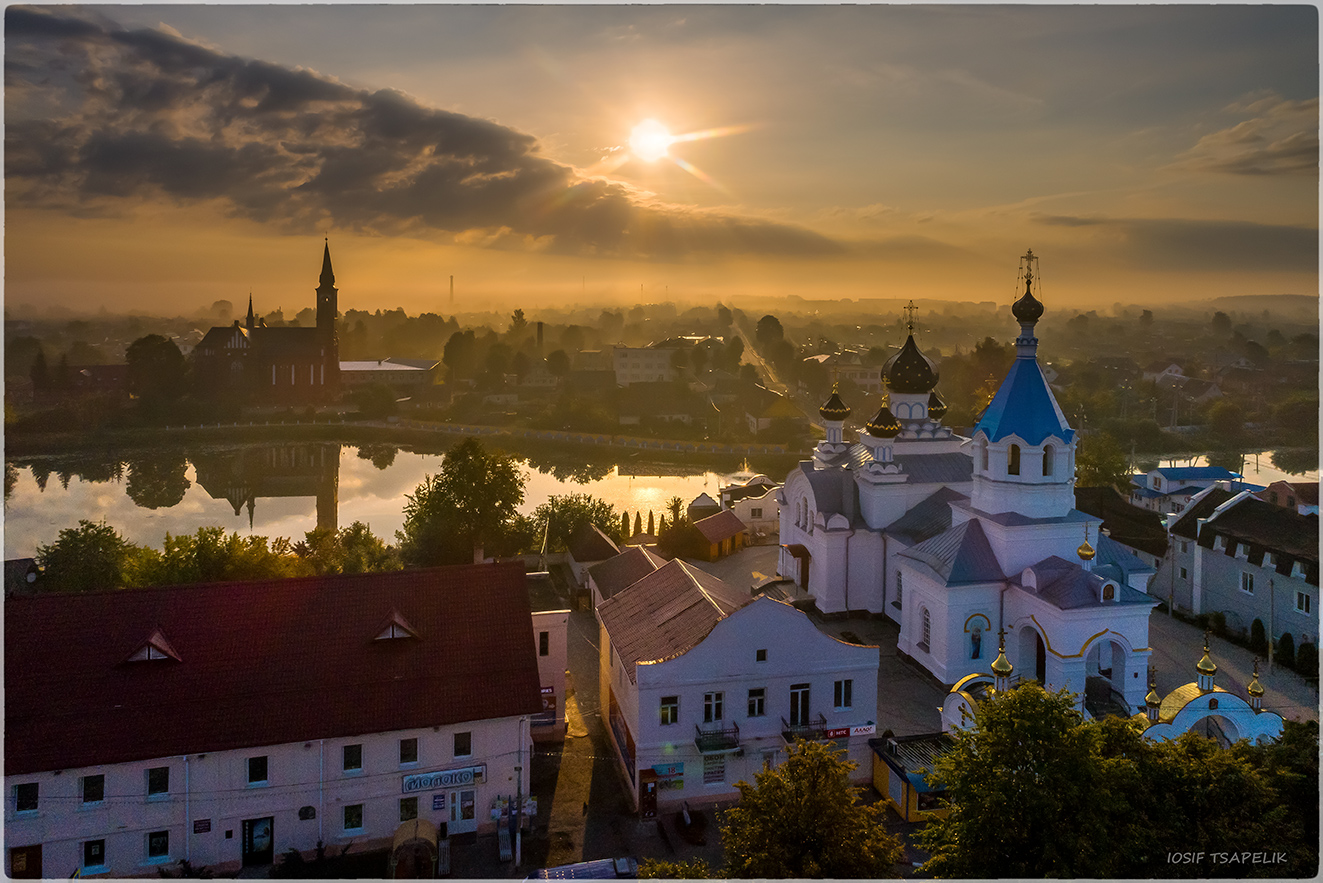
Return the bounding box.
[834,679,853,710]
[14,782,37,813]
[147,830,169,861]
[1154,476,1163,490]
[660,696,679,726]
[247,756,268,785]
[755,648,767,663]
[400,738,418,765]
[1042,444,1055,477]
[83,839,106,869]
[1181,541,1189,553]
[747,688,765,717]
[703,692,724,723]
[400,797,419,822]
[81,774,105,804]
[147,766,170,797]
[789,684,810,727]
[343,744,363,773]
[1180,567,1188,580]
[1297,593,1313,615]
[895,571,903,607]
[703,755,726,785]
[979,442,989,472]
[1240,572,1255,595]
[921,609,931,650]
[538,631,550,656]
[1270,491,1279,504]
[1103,583,1116,601]
[343,804,364,832]
[1214,535,1227,551]
[1264,552,1277,568]
[750,507,762,518]
[1008,444,1021,476]
[454,732,472,758]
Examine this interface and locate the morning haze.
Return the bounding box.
[4,4,1317,315]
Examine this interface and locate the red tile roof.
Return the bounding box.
[4,563,542,776]
[588,546,667,601]
[693,509,747,545]
[596,560,750,683]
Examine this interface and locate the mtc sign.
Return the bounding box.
[823,723,877,740]
[401,764,487,794]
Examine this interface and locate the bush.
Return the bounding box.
[1296,642,1318,678]
[1208,611,1227,637]
[1251,619,1267,654]
[1277,632,1296,668]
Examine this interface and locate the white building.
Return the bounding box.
[777,254,1156,713]
[597,561,879,813]
[1128,465,1242,516]
[612,345,680,386]
[4,564,541,879]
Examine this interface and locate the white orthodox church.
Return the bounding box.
[777,251,1157,712]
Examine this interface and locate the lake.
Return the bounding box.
[3,441,767,559]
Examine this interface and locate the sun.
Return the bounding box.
[629,119,674,162]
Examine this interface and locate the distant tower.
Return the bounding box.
[450,275,455,306]
[315,239,341,395]
[246,291,255,332]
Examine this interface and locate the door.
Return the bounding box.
[8,845,41,880]
[242,817,274,866]
[639,771,658,820]
[790,683,810,727]
[446,789,477,835]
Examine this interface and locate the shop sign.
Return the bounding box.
[193,819,211,834]
[402,764,487,794]
[824,727,850,739]
[850,723,876,737]
[652,762,684,778]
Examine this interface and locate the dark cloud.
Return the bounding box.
[4,6,842,259]
[1170,96,1318,177]
[1033,214,1318,273]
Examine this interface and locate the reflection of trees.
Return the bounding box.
[522,450,613,483]
[1271,448,1320,476]
[53,454,124,489]
[4,463,17,502]
[356,443,397,470]
[1206,449,1245,474]
[126,453,191,509]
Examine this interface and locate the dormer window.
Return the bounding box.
[1102,583,1116,602]
[125,629,182,664]
[375,610,419,641]
[1291,560,1306,579]
[1213,535,1227,551]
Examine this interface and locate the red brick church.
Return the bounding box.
[193,241,341,402]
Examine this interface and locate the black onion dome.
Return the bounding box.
[884,335,939,394]
[865,402,901,438]
[927,390,947,420]
[819,384,851,422]
[1012,279,1044,324]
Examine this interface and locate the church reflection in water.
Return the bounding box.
[192,443,340,533]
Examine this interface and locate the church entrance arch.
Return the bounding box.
[1085,638,1128,695]
[1190,714,1240,749]
[1018,626,1046,684]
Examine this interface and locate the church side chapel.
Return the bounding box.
[778,251,1156,713]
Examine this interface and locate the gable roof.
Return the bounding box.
[1151,466,1240,482]
[1199,493,1319,580]
[1166,486,1236,539]
[596,560,750,683]
[887,486,968,546]
[4,563,542,776]
[899,518,1004,585]
[567,523,621,563]
[973,357,1075,446]
[1021,555,1155,610]
[693,509,747,544]
[588,546,667,601]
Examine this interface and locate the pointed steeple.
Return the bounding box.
[246,291,255,331]
[320,237,336,288]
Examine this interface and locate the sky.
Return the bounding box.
[4,3,1318,316]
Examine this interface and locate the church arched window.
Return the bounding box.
[1008,444,1021,476]
[921,608,931,649]
[979,440,989,472]
[1043,444,1055,476]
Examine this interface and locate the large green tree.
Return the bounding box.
[131,527,310,586]
[920,685,1320,878]
[35,519,145,592]
[299,522,401,575]
[722,739,903,878]
[1074,430,1129,490]
[397,438,525,566]
[126,334,188,403]
[523,493,621,553]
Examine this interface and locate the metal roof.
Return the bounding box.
[972,356,1075,446]
[587,546,666,601]
[887,486,968,545]
[1022,555,1156,611]
[899,518,1004,585]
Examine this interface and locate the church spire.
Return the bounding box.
[1012,248,1044,358]
[320,237,336,288]
[246,291,255,331]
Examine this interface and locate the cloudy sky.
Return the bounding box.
[4,4,1317,314]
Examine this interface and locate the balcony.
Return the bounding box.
[694,720,741,753]
[781,713,828,743]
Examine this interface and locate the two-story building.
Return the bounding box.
[4,564,541,879]
[1129,465,1242,516]
[596,560,878,814]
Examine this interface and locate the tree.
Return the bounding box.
[442,330,479,381]
[621,511,631,537]
[29,348,49,388]
[1139,309,1154,328]
[546,349,571,378]
[527,493,621,552]
[397,438,526,566]
[1205,400,1245,450]
[133,527,309,586]
[716,304,733,327]
[126,334,187,402]
[351,383,397,420]
[755,314,784,346]
[356,443,397,470]
[666,495,685,527]
[722,739,902,878]
[647,510,655,535]
[921,684,1320,878]
[508,308,528,335]
[1074,431,1129,490]
[126,452,191,509]
[1211,310,1233,335]
[639,858,716,879]
[300,522,401,575]
[635,511,644,535]
[1277,632,1296,668]
[36,520,143,592]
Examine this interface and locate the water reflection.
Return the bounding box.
[192,444,341,532]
